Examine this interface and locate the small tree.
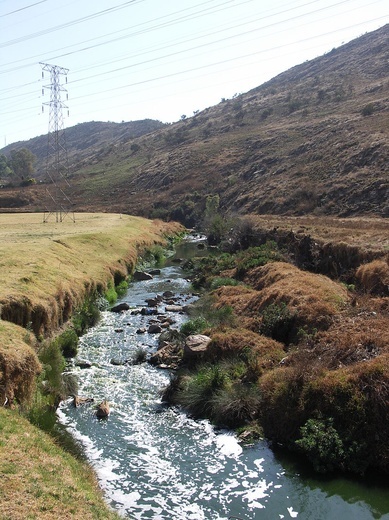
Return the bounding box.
[0,154,13,178]
[9,148,36,181]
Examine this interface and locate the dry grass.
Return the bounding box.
[0,408,121,520]
[247,214,389,253]
[0,321,40,406]
[0,213,182,336]
[355,258,389,295]
[214,262,349,332]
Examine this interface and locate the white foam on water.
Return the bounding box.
[215,432,243,458]
[287,506,299,517]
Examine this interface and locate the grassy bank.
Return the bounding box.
[0,407,121,520]
[0,212,182,336]
[0,212,183,518]
[165,239,389,475]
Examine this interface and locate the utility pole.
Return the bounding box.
[40,62,75,223]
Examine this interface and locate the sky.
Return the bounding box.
[1,0,388,147]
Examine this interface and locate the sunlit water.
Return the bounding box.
[58,240,389,519]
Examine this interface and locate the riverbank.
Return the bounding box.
[0,212,183,519]
[162,236,389,476]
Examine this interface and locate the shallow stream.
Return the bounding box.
[58,239,389,519]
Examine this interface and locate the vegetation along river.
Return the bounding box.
[58,238,389,520]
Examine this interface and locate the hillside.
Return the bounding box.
[0,24,388,223]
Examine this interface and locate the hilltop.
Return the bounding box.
[0,24,388,224]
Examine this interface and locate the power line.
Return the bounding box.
[0,0,145,49]
[0,1,48,18]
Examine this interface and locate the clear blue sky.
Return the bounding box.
[1,0,388,146]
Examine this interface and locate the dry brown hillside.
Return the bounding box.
[0,25,388,224]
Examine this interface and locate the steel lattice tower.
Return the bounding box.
[40,62,75,222]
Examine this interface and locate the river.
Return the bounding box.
[58,238,389,520]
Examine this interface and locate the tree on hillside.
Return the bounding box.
[9,148,36,181]
[0,154,13,178]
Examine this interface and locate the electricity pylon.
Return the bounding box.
[40,62,75,223]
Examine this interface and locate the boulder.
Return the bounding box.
[96,400,110,418]
[133,271,153,281]
[111,302,130,313]
[148,324,162,334]
[149,269,161,275]
[184,334,212,358]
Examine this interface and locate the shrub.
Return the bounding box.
[105,283,118,305]
[260,302,297,344]
[295,417,345,473]
[179,363,231,416]
[116,280,128,298]
[235,243,283,278]
[361,103,374,116]
[72,295,100,336]
[131,346,147,365]
[180,316,210,336]
[210,277,239,290]
[211,382,261,427]
[57,329,79,358]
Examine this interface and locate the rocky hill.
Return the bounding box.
[0,24,388,223]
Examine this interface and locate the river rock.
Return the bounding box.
[141,307,158,316]
[111,302,130,313]
[75,360,92,369]
[149,269,161,275]
[73,395,94,407]
[146,297,161,307]
[136,327,147,334]
[165,305,184,313]
[149,342,183,369]
[184,334,212,358]
[96,400,110,418]
[162,290,175,299]
[110,358,127,366]
[148,324,163,334]
[133,271,153,281]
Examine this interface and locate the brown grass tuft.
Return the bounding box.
[355,257,389,295]
[0,321,41,406]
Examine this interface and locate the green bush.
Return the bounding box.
[180,317,210,336]
[211,382,261,427]
[105,283,118,305]
[72,295,100,336]
[260,302,297,344]
[57,329,79,358]
[209,277,239,290]
[179,364,231,416]
[235,243,283,279]
[116,280,128,298]
[295,417,345,473]
[361,103,374,116]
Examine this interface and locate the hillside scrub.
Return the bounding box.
[165,241,389,476]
